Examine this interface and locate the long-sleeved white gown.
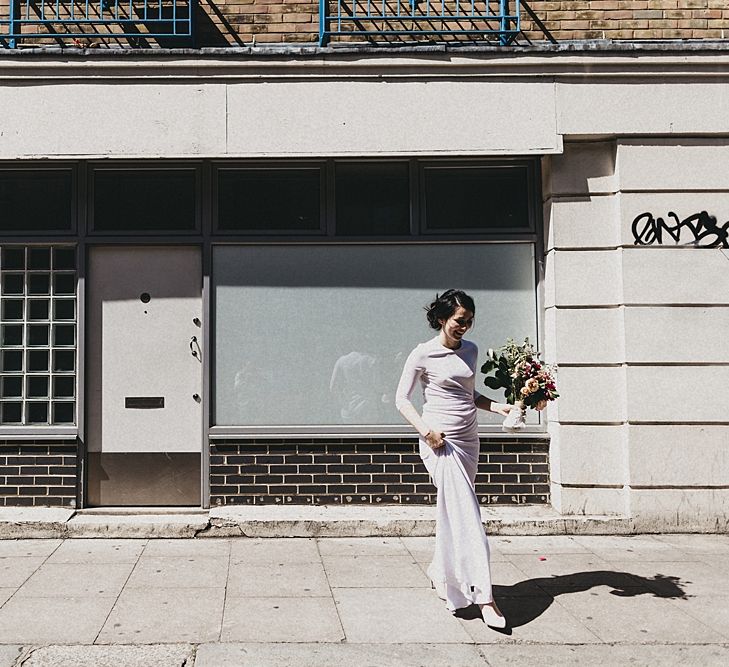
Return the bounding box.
[395,336,493,611]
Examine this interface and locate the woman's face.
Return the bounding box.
[439,305,474,345]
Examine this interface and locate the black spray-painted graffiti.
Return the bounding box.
[632,211,729,248]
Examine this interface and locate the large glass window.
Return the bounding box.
[0,170,74,233]
[92,168,198,232]
[0,245,77,425]
[213,243,537,431]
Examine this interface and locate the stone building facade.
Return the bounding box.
[0,2,727,532]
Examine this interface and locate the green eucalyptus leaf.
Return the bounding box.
[484,376,503,390]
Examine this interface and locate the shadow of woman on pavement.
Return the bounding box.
[454,570,688,633]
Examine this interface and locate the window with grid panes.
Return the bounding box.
[0,246,76,425]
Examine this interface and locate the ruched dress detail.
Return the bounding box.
[395,336,493,611]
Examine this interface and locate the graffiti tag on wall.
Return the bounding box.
[632,211,729,248]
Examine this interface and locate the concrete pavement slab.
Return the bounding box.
[572,535,694,561]
[230,538,320,565]
[490,536,592,555]
[142,538,230,558]
[461,594,601,644]
[0,589,15,607]
[125,556,228,589]
[0,596,115,644]
[608,559,729,597]
[16,562,135,598]
[667,595,729,640]
[400,536,509,564]
[0,539,61,558]
[226,562,330,597]
[399,536,435,563]
[480,644,729,666]
[45,539,147,564]
[555,587,726,643]
[333,588,473,643]
[0,557,46,588]
[317,537,409,557]
[654,533,729,555]
[696,554,729,574]
[323,555,429,588]
[506,553,613,580]
[195,642,487,666]
[20,644,194,667]
[221,597,343,643]
[0,646,23,667]
[96,587,225,644]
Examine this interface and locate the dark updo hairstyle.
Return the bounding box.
[425,289,476,330]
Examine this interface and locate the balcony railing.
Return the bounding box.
[1,0,195,48]
[319,0,520,46]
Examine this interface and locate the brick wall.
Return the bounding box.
[210,437,550,506]
[4,1,726,47]
[196,0,728,45]
[520,0,729,42]
[0,440,78,507]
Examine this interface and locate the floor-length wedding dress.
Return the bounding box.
[396,336,493,611]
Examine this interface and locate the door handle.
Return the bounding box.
[189,335,201,361]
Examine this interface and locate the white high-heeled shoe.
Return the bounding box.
[480,603,507,629]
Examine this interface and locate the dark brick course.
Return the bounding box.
[210,437,550,506]
[0,440,78,507]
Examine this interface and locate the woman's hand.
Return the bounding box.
[424,430,446,449]
[490,402,512,417]
[535,400,548,411]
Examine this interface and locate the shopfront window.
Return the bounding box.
[213,243,537,430]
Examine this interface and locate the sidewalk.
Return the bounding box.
[1,534,729,666]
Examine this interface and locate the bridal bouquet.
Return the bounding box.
[481,338,559,431]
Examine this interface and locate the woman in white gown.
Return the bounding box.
[395,289,511,628]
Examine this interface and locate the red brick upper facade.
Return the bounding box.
[1,0,727,47]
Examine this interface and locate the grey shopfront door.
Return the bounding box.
[86,246,203,506]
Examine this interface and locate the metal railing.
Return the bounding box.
[319,0,520,46]
[1,0,195,48]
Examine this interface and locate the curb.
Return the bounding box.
[0,506,637,539]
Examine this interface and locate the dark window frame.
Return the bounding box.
[88,163,203,236]
[212,161,327,236]
[419,160,537,236]
[0,166,77,236]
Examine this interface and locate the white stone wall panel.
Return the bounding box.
[622,247,729,305]
[552,366,626,424]
[546,195,621,251]
[558,83,729,136]
[617,140,729,192]
[630,489,729,532]
[554,486,627,517]
[551,425,626,486]
[0,84,227,158]
[626,366,729,423]
[619,192,729,249]
[627,425,729,486]
[548,141,618,196]
[549,250,623,306]
[225,80,560,157]
[624,306,729,363]
[546,307,624,365]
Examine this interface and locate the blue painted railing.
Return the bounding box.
[319,0,520,46]
[1,0,195,48]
